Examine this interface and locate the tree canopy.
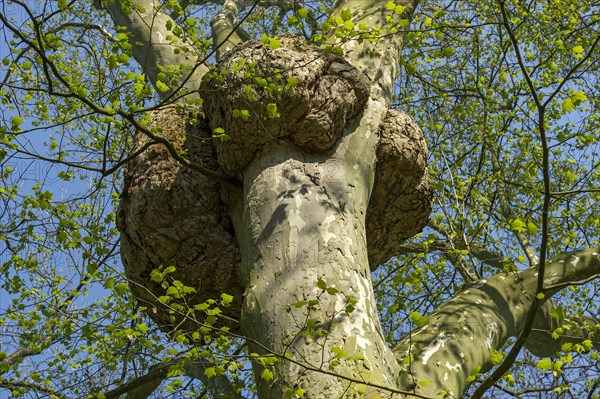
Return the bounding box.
[0,0,599,398]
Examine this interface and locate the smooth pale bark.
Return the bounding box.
[210,0,252,59]
[232,2,420,397]
[393,248,600,398]
[239,137,400,397]
[96,0,209,99]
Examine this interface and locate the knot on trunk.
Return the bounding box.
[200,34,370,174]
[116,107,242,333]
[367,109,433,268]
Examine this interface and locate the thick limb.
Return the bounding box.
[211,0,253,59]
[95,0,209,100]
[393,248,600,399]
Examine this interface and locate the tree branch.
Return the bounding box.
[0,379,69,399]
[211,0,253,60]
[393,247,600,399]
[102,358,245,399]
[95,0,209,100]
[526,300,599,357]
[326,0,420,101]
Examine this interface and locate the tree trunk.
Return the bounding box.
[237,120,401,397]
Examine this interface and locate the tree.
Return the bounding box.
[0,0,598,398]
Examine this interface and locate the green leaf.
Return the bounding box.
[297,8,309,19]
[204,367,216,377]
[221,293,234,305]
[537,358,552,371]
[490,350,503,364]
[269,37,281,50]
[233,109,250,121]
[409,311,422,322]
[261,368,274,381]
[526,221,538,235]
[550,305,566,321]
[316,279,327,290]
[340,9,352,21]
[570,90,587,106]
[194,303,210,311]
[164,265,176,274]
[114,282,129,295]
[57,231,68,243]
[562,98,574,113]
[261,34,281,50]
[137,323,150,333]
[261,33,270,45]
[443,47,455,57]
[507,218,525,232]
[155,81,169,92]
[331,347,347,359]
[10,116,24,130]
[104,278,115,289]
[266,103,280,119]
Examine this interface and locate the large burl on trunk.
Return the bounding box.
[117,35,432,395]
[116,108,244,332]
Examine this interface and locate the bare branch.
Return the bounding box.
[484,136,540,266]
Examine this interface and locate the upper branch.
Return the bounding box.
[326,0,420,102]
[211,0,253,60]
[95,0,210,101]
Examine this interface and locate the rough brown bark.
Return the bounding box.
[117,107,243,332]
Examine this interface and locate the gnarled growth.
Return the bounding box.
[117,107,243,332]
[368,109,432,267]
[201,34,371,174]
[118,36,432,335]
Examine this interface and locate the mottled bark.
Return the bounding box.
[393,248,600,399]
[95,0,208,99]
